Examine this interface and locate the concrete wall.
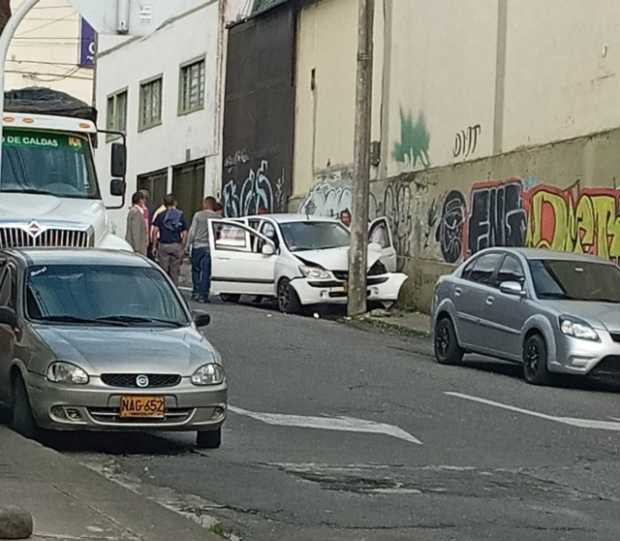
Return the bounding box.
[7,0,93,103]
[292,0,384,201]
[95,1,221,235]
[292,0,620,312]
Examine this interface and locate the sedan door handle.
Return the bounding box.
[216,257,231,261]
[486,295,495,305]
[454,287,463,297]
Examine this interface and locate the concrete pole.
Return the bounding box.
[0,0,40,176]
[347,0,374,317]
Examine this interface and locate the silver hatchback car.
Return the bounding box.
[432,248,620,385]
[0,249,226,448]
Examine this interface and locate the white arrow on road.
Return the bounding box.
[228,405,422,445]
[447,391,620,432]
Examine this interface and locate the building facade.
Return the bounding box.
[95,1,228,235]
[7,0,94,103]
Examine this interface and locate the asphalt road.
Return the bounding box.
[54,299,620,541]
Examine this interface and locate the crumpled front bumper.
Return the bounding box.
[290,273,407,306]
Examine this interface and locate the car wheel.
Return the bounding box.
[220,294,241,303]
[434,317,464,365]
[197,427,222,449]
[11,376,39,440]
[277,278,302,314]
[523,333,552,385]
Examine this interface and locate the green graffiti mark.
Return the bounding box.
[392,108,431,170]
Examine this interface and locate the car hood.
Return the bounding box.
[32,325,219,375]
[294,246,382,271]
[542,300,620,331]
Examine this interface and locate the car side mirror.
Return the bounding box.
[111,142,127,178]
[0,306,18,329]
[192,310,211,327]
[110,178,126,197]
[261,243,275,256]
[500,281,526,297]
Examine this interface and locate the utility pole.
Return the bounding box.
[347,0,374,317]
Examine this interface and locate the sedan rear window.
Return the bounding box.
[528,259,620,302]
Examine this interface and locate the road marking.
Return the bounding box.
[446,391,620,432]
[228,405,422,445]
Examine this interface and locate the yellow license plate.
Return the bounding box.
[120,396,165,418]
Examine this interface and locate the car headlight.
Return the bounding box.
[559,317,599,341]
[47,362,89,385]
[191,363,225,386]
[299,265,332,280]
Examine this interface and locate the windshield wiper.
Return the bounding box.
[36,315,128,326]
[590,297,620,304]
[96,315,184,327]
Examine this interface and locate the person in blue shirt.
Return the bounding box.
[152,195,189,286]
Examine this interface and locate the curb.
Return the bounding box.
[0,506,33,540]
[343,315,432,339]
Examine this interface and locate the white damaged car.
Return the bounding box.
[207,214,407,313]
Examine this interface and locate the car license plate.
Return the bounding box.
[120,396,165,418]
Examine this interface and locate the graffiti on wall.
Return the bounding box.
[223,160,286,217]
[526,185,620,259]
[453,124,482,159]
[436,190,466,264]
[424,177,620,264]
[467,180,528,256]
[383,182,413,264]
[392,108,431,171]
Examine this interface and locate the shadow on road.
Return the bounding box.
[462,355,620,393]
[43,430,195,456]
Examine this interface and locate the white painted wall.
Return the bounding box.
[502,0,620,150]
[385,0,497,176]
[95,1,220,236]
[7,0,94,103]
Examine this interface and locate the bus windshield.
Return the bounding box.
[0,128,99,199]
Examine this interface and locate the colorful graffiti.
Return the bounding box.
[429,178,620,263]
[527,185,620,259]
[392,108,431,171]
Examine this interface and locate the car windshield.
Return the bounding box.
[528,259,620,303]
[0,128,99,199]
[279,221,350,252]
[25,264,190,326]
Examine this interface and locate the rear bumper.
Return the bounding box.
[291,273,407,306]
[27,374,227,432]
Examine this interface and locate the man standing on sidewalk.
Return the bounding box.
[187,196,219,302]
[152,195,188,286]
[125,191,149,255]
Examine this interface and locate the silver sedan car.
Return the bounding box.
[0,249,226,448]
[432,248,620,385]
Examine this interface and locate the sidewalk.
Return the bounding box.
[356,308,432,337]
[0,427,222,541]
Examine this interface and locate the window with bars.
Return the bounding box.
[139,76,163,131]
[106,89,127,142]
[179,57,205,115]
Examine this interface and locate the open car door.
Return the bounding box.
[208,219,277,296]
[369,217,397,272]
